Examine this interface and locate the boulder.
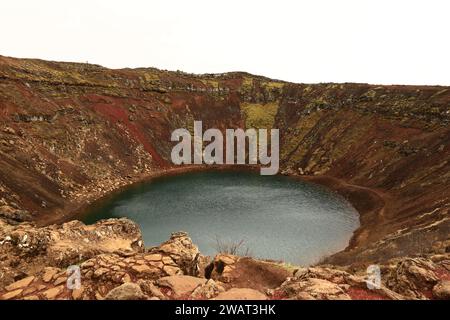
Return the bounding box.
[208,254,239,283]
[42,285,64,300]
[432,281,450,300]
[151,231,200,275]
[190,279,225,299]
[42,267,60,283]
[137,280,166,300]
[5,276,35,291]
[280,277,350,300]
[1,289,23,300]
[156,275,206,297]
[105,283,147,300]
[385,258,439,299]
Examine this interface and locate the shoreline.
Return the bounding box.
[298,175,386,252]
[36,164,386,262]
[37,165,208,226]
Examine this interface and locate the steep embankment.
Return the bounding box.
[0,55,449,266]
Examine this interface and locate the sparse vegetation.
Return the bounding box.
[214,236,252,257]
[199,79,219,88]
[240,102,279,130]
[241,76,253,90]
[276,262,301,273]
[262,81,285,90]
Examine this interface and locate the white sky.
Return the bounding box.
[1,0,449,85]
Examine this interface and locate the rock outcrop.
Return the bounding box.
[432,281,450,299]
[0,225,201,300]
[0,217,143,288]
[104,283,147,300]
[0,226,449,300]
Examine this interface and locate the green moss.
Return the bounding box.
[12,60,119,88]
[262,81,284,90]
[199,79,219,88]
[142,72,160,82]
[240,102,278,130]
[240,77,254,92]
[303,86,313,93]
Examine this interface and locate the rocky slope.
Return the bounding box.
[0,55,449,299]
[0,221,449,300]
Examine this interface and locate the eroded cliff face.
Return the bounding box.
[275,84,450,264]
[0,55,449,267]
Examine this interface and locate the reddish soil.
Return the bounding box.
[347,287,388,300]
[227,258,292,292]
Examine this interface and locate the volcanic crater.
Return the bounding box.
[0,55,449,300]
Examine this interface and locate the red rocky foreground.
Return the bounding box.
[0,218,449,300]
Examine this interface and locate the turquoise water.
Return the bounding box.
[82,171,359,265]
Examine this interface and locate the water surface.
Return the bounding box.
[82,171,359,265]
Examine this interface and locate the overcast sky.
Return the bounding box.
[1,0,449,85]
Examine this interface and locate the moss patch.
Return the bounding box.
[199,79,219,88]
[262,81,285,90]
[240,102,279,130]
